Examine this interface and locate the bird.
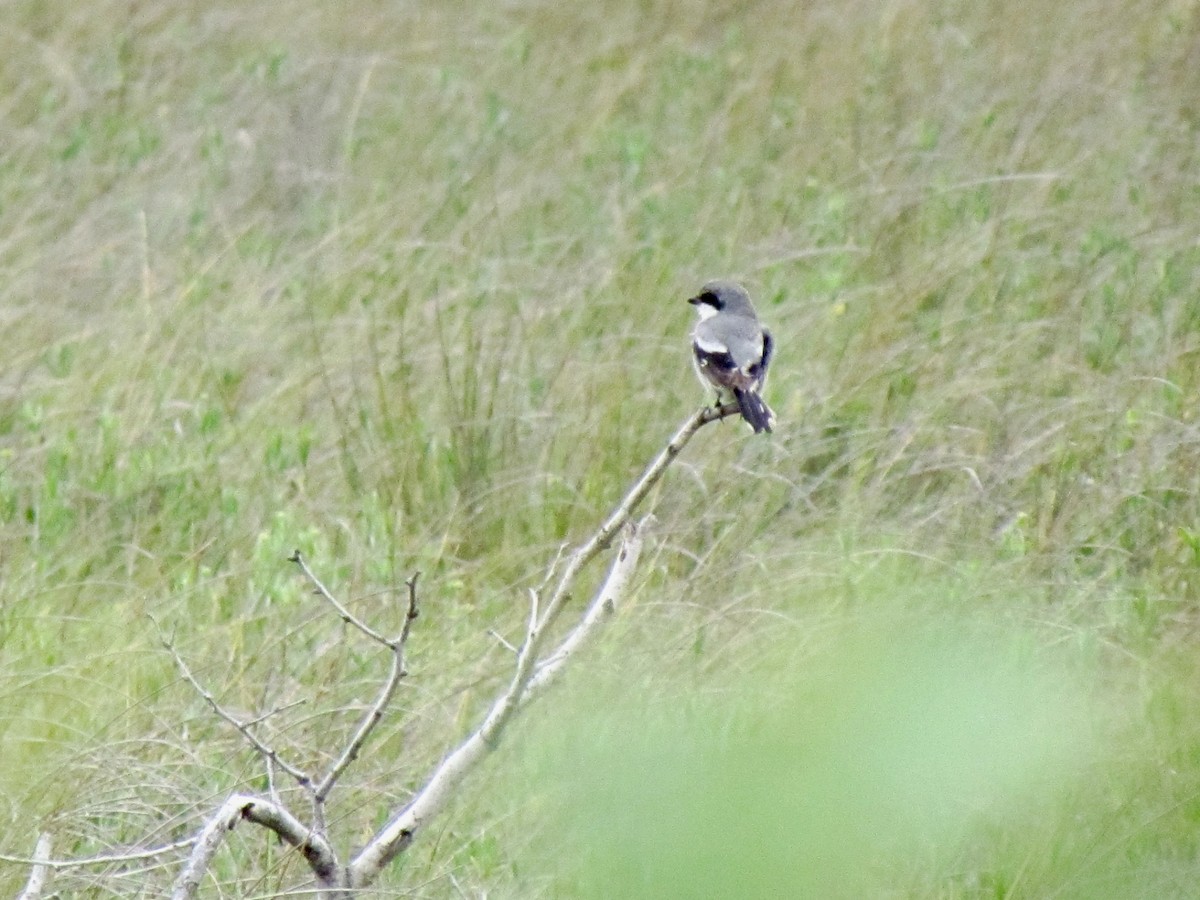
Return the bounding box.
[688,280,776,434]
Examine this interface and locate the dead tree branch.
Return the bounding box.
[176,405,721,892]
[346,522,645,885]
[314,572,420,803]
[14,404,729,895]
[169,569,426,898]
[528,403,732,643]
[171,794,339,900]
[156,623,313,789]
[289,550,395,647]
[0,836,197,872]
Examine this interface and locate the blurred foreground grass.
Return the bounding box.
[2,0,1200,895]
[528,581,1095,898]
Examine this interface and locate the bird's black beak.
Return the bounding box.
[687,295,701,305]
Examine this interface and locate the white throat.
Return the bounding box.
[694,304,720,321]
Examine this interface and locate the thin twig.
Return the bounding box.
[266,754,281,809]
[534,404,725,639]
[486,629,519,654]
[155,622,312,789]
[316,642,406,803]
[242,699,307,728]
[397,571,422,649]
[289,550,394,647]
[525,588,540,645]
[526,517,648,697]
[535,541,570,595]
[1,835,197,871]
[314,573,421,803]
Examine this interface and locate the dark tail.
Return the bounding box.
[733,388,775,434]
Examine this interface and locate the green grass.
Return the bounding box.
[2,0,1200,895]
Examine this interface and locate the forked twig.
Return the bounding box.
[170,570,425,898]
[531,403,733,639]
[345,404,727,885]
[347,520,646,883]
[154,620,313,789]
[314,572,420,802]
[289,550,395,647]
[154,404,723,895]
[171,794,338,900]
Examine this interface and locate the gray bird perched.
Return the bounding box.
[688,280,776,434]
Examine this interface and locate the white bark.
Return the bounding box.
[347,523,645,886]
[15,833,51,900]
[525,526,643,698]
[172,794,340,900]
[162,404,728,893]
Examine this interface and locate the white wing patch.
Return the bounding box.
[693,334,729,355]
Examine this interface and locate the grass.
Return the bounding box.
[2,0,1200,895]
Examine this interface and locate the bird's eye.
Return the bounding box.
[701,291,722,309]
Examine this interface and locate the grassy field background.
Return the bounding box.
[3,0,1200,895]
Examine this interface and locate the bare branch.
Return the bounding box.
[535,541,570,595]
[398,570,422,648]
[0,836,197,872]
[242,799,340,883]
[592,404,731,551]
[242,698,307,728]
[533,404,722,639]
[171,794,248,900]
[155,623,312,789]
[15,833,51,900]
[487,629,519,654]
[526,518,647,697]
[347,524,645,886]
[526,587,540,641]
[170,406,717,893]
[314,573,421,802]
[172,794,340,900]
[289,550,394,647]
